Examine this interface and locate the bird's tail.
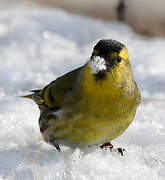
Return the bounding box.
[20,89,44,108]
[21,94,33,99]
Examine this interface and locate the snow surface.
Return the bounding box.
[0,2,165,180]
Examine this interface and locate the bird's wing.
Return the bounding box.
[31,66,83,109]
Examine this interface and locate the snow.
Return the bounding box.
[87,56,106,74]
[0,2,165,180]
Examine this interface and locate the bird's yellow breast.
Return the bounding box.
[47,65,139,146]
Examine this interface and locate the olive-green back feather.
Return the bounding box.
[22,66,83,110]
[42,66,83,108]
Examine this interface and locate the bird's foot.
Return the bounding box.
[100,142,125,156]
[47,135,61,152]
[100,142,113,150]
[54,143,61,152]
[116,147,125,156]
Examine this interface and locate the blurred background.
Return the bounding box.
[5,0,165,36]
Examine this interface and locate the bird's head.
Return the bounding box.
[87,39,132,80]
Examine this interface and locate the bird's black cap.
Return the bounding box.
[94,39,124,54]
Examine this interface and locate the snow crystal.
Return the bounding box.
[87,56,106,74]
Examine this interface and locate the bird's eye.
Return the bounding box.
[116,56,121,63]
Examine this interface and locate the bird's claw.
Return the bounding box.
[100,142,125,156]
[100,142,113,150]
[117,147,125,156]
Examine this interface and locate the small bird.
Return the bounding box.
[23,39,141,154]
